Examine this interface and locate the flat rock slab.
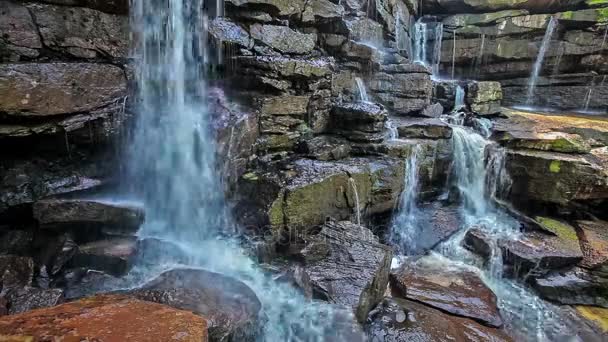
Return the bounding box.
[576,220,608,271]
[394,117,453,140]
[304,221,393,323]
[33,199,144,233]
[0,294,208,341]
[127,268,261,342]
[500,231,583,279]
[69,237,138,276]
[398,202,462,255]
[533,267,608,307]
[367,298,512,342]
[391,257,503,327]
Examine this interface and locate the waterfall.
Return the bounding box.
[385,120,399,140]
[432,23,444,76]
[348,178,362,225]
[454,85,466,112]
[127,1,358,340]
[412,19,443,78]
[451,29,457,80]
[413,21,427,64]
[526,17,558,105]
[355,77,370,103]
[390,146,421,254]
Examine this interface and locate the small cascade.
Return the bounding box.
[390,146,422,254]
[474,33,486,74]
[412,19,443,78]
[453,84,466,112]
[348,177,362,225]
[413,20,428,64]
[431,22,444,76]
[355,77,370,103]
[451,29,457,80]
[583,87,593,111]
[526,16,558,105]
[385,120,399,140]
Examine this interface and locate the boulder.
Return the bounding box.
[330,102,388,142]
[0,230,33,256]
[303,221,393,323]
[63,269,123,299]
[69,237,138,276]
[391,257,503,327]
[296,135,352,161]
[5,287,64,314]
[0,255,34,290]
[238,56,333,79]
[420,103,445,118]
[250,24,317,54]
[33,199,144,233]
[495,131,592,154]
[463,227,494,261]
[0,0,42,61]
[0,63,127,117]
[500,231,583,279]
[227,0,306,16]
[576,220,608,271]
[34,0,130,14]
[369,71,433,116]
[127,268,261,342]
[26,3,129,58]
[0,294,208,341]
[466,81,502,115]
[302,0,345,23]
[576,306,608,333]
[367,298,513,342]
[208,18,253,49]
[395,117,453,139]
[533,267,608,307]
[274,265,314,299]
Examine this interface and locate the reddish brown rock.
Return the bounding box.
[576,220,608,271]
[391,257,503,327]
[0,294,208,341]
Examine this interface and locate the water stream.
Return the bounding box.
[412,19,443,78]
[127,1,359,340]
[355,77,370,103]
[526,17,558,105]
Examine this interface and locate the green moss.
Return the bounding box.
[549,160,561,173]
[586,0,608,6]
[560,11,574,19]
[536,217,579,242]
[268,194,285,228]
[242,172,259,181]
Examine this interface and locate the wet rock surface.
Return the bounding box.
[127,268,262,342]
[0,294,208,341]
[391,257,503,327]
[302,221,393,323]
[367,298,513,342]
[69,237,138,276]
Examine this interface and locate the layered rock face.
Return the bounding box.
[429,0,608,112]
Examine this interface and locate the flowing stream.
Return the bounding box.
[126,1,358,340]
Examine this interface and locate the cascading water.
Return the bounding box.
[526,17,558,105]
[355,77,370,103]
[431,23,444,76]
[412,21,427,64]
[412,19,443,78]
[127,1,359,340]
[453,85,466,112]
[390,146,422,255]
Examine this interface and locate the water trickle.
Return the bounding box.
[453,84,466,112]
[526,16,558,105]
[412,19,443,78]
[583,88,593,111]
[432,23,444,76]
[385,120,399,140]
[474,33,486,74]
[413,20,428,64]
[451,29,457,80]
[127,1,359,340]
[601,25,608,51]
[355,77,370,103]
[390,146,422,254]
[348,177,362,225]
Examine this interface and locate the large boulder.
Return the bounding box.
[390,256,503,327]
[576,220,608,272]
[533,267,608,307]
[330,102,388,142]
[128,268,262,341]
[302,221,393,323]
[394,117,453,139]
[466,81,502,115]
[0,294,208,341]
[367,298,513,342]
[0,63,127,117]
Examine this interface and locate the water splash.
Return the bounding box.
[355,77,370,103]
[390,146,421,254]
[127,1,361,340]
[526,17,558,105]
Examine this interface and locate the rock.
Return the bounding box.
[302,0,345,23]
[69,237,138,276]
[466,81,502,115]
[341,40,384,63]
[0,63,127,117]
[420,103,444,118]
[390,256,503,327]
[33,199,144,233]
[395,117,453,139]
[257,95,310,116]
[576,306,608,333]
[0,294,208,341]
[496,131,592,154]
[297,135,351,161]
[128,268,261,341]
[275,265,313,299]
[0,0,42,60]
[500,231,583,279]
[0,255,34,290]
[0,296,6,316]
[34,0,130,14]
[504,149,608,208]
[463,227,494,261]
[26,3,128,58]
[304,221,392,323]
[0,230,33,256]
[227,0,306,16]
[250,24,317,54]
[576,220,608,271]
[208,18,253,48]
[5,287,65,314]
[238,56,334,79]
[331,102,388,142]
[367,298,513,342]
[533,267,608,307]
[369,70,433,115]
[63,269,123,299]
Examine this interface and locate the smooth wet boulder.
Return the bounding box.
[420,103,445,118]
[463,227,494,261]
[495,131,592,154]
[500,230,583,279]
[533,267,608,307]
[0,294,208,341]
[128,268,262,342]
[391,257,503,327]
[33,199,144,233]
[302,221,392,323]
[0,63,127,117]
[69,237,138,276]
[367,298,513,342]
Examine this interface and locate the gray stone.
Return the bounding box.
[209,18,253,48]
[70,237,138,276]
[250,24,317,54]
[5,287,65,314]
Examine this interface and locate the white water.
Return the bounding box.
[355,77,370,103]
[385,120,399,140]
[432,23,444,76]
[454,84,466,111]
[390,146,422,254]
[526,17,558,105]
[349,177,362,225]
[412,19,443,78]
[413,21,427,64]
[127,1,360,340]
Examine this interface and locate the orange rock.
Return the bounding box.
[0,294,207,342]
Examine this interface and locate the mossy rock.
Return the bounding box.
[535,217,580,243]
[577,306,608,332]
